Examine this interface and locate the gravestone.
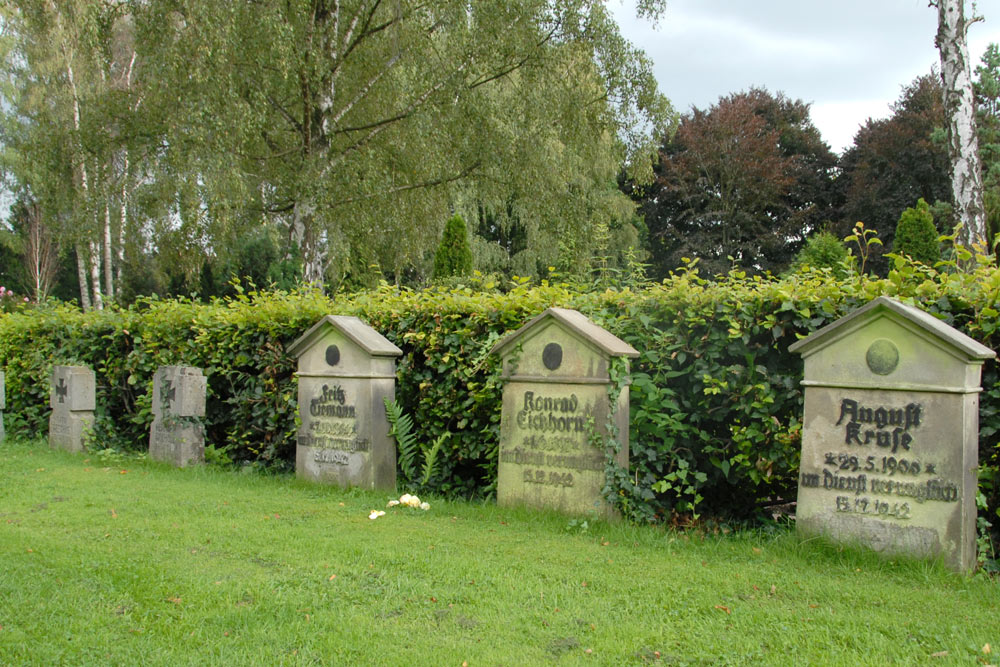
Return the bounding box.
[49,365,95,453]
[789,296,995,571]
[491,308,638,519]
[149,366,207,467]
[0,370,5,443]
[288,315,402,490]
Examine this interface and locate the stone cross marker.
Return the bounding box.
[49,365,96,453]
[0,370,5,443]
[149,366,207,467]
[789,296,996,571]
[491,308,638,519]
[288,315,402,490]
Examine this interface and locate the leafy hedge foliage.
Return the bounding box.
[2,255,999,532]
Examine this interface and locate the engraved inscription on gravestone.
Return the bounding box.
[288,316,401,490]
[790,297,995,572]
[492,308,638,519]
[48,365,96,453]
[149,366,207,467]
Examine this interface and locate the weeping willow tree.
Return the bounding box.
[131,0,672,288]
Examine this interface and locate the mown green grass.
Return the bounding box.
[1,439,997,666]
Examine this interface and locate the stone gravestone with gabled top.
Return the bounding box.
[149,366,207,467]
[288,315,402,490]
[790,296,996,571]
[49,365,95,453]
[492,307,638,520]
[0,370,5,443]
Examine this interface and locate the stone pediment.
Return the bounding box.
[789,297,995,393]
[288,315,401,378]
[491,308,638,383]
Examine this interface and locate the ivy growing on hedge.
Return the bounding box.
[1,254,998,530]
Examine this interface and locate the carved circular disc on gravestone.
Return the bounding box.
[542,342,563,370]
[325,344,341,367]
[866,339,900,375]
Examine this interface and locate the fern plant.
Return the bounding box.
[384,397,419,480]
[421,433,447,486]
[384,397,447,488]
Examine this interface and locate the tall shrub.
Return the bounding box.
[893,198,941,264]
[790,229,850,278]
[432,214,473,279]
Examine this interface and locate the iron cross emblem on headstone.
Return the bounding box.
[162,378,176,410]
[55,377,68,403]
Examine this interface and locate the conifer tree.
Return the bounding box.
[893,198,941,264]
[433,214,474,279]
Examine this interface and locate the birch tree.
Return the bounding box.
[138,0,671,288]
[932,0,987,248]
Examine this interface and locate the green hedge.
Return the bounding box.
[1,257,999,529]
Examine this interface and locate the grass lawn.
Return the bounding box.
[1,439,997,666]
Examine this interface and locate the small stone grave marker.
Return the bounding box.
[49,365,95,453]
[789,296,996,571]
[491,308,638,519]
[149,366,207,467]
[288,315,402,490]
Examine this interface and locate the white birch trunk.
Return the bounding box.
[935,0,986,248]
[75,244,92,312]
[117,51,137,293]
[103,197,115,303]
[291,200,326,286]
[118,150,128,292]
[89,237,104,311]
[57,2,96,310]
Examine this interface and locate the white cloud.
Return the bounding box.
[612,0,1000,155]
[809,100,894,154]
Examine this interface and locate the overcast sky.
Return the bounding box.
[611,0,1000,154]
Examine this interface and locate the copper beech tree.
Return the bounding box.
[636,88,836,278]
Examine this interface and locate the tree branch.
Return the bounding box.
[469,26,557,89]
[331,160,482,207]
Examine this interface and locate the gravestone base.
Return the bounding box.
[149,420,205,467]
[49,411,93,453]
[798,513,943,561]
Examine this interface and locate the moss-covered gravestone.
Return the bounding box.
[288,316,402,490]
[149,366,207,467]
[491,308,638,519]
[49,365,95,453]
[789,296,995,571]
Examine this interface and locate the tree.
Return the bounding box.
[837,75,952,272]
[3,1,671,300]
[932,0,986,249]
[789,229,849,278]
[134,0,670,289]
[1,1,140,310]
[635,88,836,277]
[433,214,473,279]
[974,43,1000,244]
[893,198,941,264]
